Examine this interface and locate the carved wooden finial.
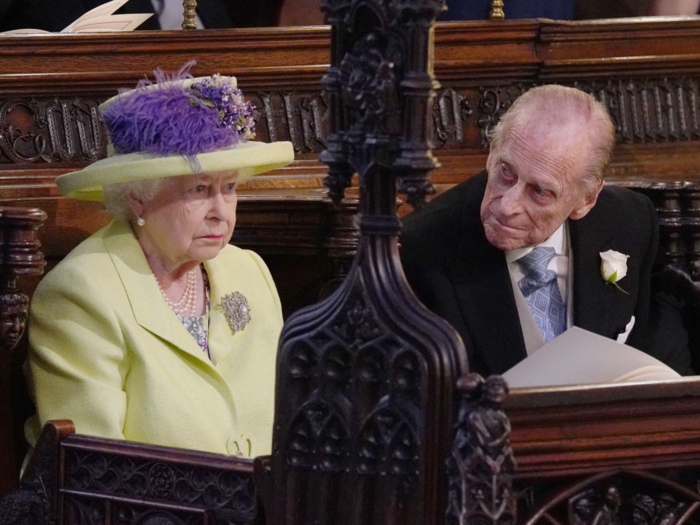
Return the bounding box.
[490,0,505,20]
[182,0,198,30]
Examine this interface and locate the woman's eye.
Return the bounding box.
[224,182,236,192]
[194,185,207,193]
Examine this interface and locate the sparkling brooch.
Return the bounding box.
[221,292,252,334]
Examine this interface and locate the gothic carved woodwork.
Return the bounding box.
[269,0,472,524]
[5,76,700,169]
[0,421,260,525]
[0,420,65,525]
[0,98,105,164]
[447,374,516,525]
[5,17,700,521]
[573,78,700,144]
[518,470,700,525]
[433,88,473,150]
[0,206,46,496]
[255,91,329,154]
[476,86,526,148]
[0,91,331,165]
[634,186,700,307]
[473,77,700,150]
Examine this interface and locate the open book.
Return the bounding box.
[1,0,152,35]
[502,326,680,388]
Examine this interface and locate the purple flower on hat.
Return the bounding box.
[102,61,257,160]
[190,75,256,142]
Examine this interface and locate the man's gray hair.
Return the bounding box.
[103,178,164,223]
[488,85,615,195]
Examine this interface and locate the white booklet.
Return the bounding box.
[502,326,680,388]
[1,0,152,35]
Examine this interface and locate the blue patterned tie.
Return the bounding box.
[517,247,567,343]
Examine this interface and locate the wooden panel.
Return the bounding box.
[506,380,700,523]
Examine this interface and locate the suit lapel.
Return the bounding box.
[446,177,527,375]
[203,255,236,366]
[103,220,213,368]
[569,216,617,337]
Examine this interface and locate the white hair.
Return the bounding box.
[102,178,164,223]
[489,85,615,196]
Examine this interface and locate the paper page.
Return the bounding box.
[62,0,131,32]
[612,365,680,383]
[70,14,153,33]
[502,326,680,388]
[0,29,51,35]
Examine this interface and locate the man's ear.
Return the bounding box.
[569,180,604,221]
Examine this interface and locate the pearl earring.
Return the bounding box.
[137,217,146,227]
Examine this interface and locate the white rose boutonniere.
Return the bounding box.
[600,250,630,294]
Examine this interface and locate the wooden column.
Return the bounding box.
[0,206,46,496]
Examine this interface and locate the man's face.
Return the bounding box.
[480,118,601,251]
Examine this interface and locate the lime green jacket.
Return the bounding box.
[25,219,282,458]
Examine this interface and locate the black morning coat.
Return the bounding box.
[400,171,692,376]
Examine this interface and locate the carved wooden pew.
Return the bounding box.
[5,14,700,525]
[1,420,260,525]
[507,380,700,523]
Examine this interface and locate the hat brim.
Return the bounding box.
[56,141,294,201]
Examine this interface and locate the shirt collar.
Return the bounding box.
[505,222,567,263]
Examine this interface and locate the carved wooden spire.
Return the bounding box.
[269,0,470,524]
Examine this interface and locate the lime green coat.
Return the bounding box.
[25,219,282,458]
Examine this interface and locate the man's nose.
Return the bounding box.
[499,184,524,216]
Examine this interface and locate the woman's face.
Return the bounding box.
[133,170,238,270]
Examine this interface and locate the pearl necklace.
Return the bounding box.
[156,268,198,316]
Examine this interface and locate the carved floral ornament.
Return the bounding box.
[339,33,399,139]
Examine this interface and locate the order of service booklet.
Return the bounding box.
[502,326,680,388]
[1,0,152,35]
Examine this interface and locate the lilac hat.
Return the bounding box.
[57,61,294,201]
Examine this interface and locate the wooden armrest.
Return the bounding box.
[8,420,262,525]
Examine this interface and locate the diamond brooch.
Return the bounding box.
[221,292,252,334]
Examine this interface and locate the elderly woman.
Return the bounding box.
[24,63,293,458]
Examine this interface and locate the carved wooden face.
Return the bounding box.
[0,298,28,350]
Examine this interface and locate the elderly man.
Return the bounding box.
[401,85,691,376]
